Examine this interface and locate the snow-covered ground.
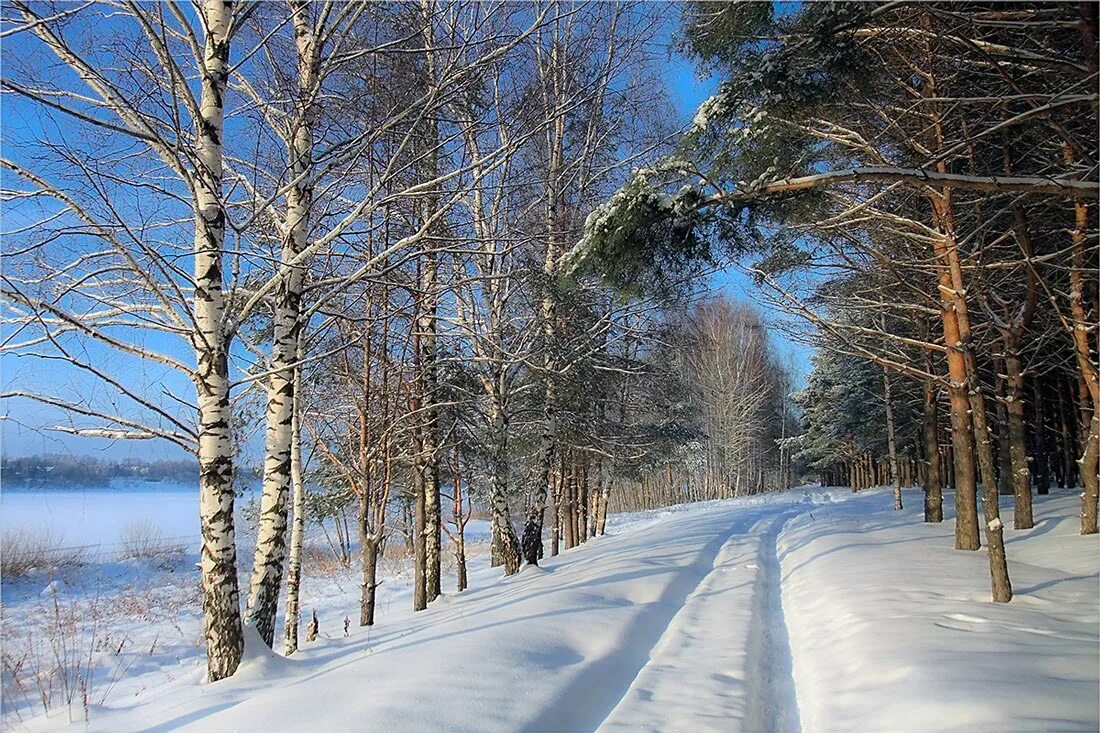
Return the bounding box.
[782,489,1100,733]
[2,486,1096,732]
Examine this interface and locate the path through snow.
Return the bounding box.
[599,508,803,732]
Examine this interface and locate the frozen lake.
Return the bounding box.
[1,484,204,550]
[1,484,492,553]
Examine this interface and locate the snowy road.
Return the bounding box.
[598,508,802,732]
[13,487,1098,733]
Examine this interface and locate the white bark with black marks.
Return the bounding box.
[245,0,317,647]
[283,343,306,656]
[192,0,243,682]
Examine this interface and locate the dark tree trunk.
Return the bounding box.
[361,538,379,626]
[922,378,944,522]
[456,543,468,592]
[1003,333,1034,528]
[1059,378,1078,489]
[995,365,1013,496]
[965,349,1013,602]
[1032,381,1051,495]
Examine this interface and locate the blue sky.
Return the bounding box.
[1,17,811,460]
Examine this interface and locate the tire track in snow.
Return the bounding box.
[521,510,753,733]
[744,511,802,732]
[594,503,807,732]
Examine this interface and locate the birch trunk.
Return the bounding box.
[417,0,443,600]
[245,1,316,646]
[192,0,242,682]
[413,450,427,610]
[283,356,305,655]
[489,395,521,574]
[521,35,567,567]
[522,397,555,565]
[551,458,561,556]
[412,263,441,603]
[421,259,442,602]
[595,480,610,536]
[577,457,589,543]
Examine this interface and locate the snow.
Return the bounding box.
[781,489,1099,733]
[3,487,1096,732]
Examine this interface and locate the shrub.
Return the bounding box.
[116,520,185,569]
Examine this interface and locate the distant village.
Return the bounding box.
[1,454,198,488]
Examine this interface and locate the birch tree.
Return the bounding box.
[1,0,258,680]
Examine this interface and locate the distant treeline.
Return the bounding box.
[1,453,197,488]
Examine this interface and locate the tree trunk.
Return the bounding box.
[1067,196,1099,534]
[995,365,1013,497]
[562,454,576,549]
[363,517,380,625]
[360,536,379,627]
[884,367,903,511]
[932,188,1012,597]
[596,477,611,536]
[935,175,1014,599]
[488,396,521,574]
[283,356,306,656]
[967,361,1014,602]
[424,457,441,601]
[577,456,589,544]
[522,36,568,564]
[930,197,980,551]
[551,457,561,556]
[456,539,468,592]
[1059,379,1078,489]
[522,399,555,566]
[193,0,242,682]
[1032,382,1051,495]
[1003,332,1034,528]
[1082,412,1100,535]
[589,464,601,539]
[413,470,427,611]
[246,0,316,647]
[419,257,442,603]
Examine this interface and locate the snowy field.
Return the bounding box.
[2,486,1097,732]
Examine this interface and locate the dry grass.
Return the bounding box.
[302,543,356,578]
[2,593,111,725]
[2,582,199,726]
[1,529,82,579]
